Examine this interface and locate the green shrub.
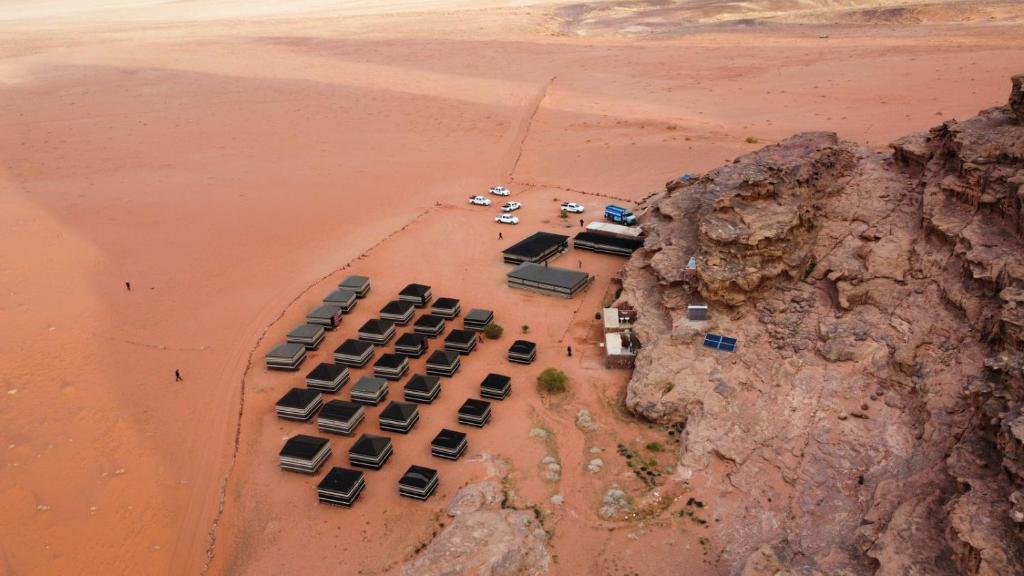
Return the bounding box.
[646,442,664,452]
[559,209,568,219]
[745,136,759,144]
[537,368,568,394]
[483,322,504,339]
[521,324,530,334]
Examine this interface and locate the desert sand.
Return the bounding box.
[1,1,1023,575]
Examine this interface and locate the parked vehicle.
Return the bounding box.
[604,204,637,225]
[489,186,511,196]
[501,201,522,212]
[495,213,520,225]
[469,195,492,206]
[560,202,585,213]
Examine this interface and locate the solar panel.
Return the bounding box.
[703,333,737,352]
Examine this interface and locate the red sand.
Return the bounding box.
[1,2,1022,574]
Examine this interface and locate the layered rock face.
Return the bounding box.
[621,77,1024,574]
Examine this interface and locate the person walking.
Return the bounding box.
[498,232,503,240]
[567,345,573,357]
[579,218,584,228]
[125,281,131,291]
[175,369,183,382]
[577,259,582,269]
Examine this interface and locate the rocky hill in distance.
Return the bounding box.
[620,75,1024,574]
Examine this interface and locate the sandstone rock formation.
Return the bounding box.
[620,76,1024,574]
[401,480,551,576]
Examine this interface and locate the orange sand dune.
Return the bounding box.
[1,1,1022,574]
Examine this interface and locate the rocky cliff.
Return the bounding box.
[620,75,1024,575]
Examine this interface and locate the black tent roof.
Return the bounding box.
[433,297,460,308]
[352,376,387,393]
[339,275,370,289]
[502,232,568,259]
[509,340,536,354]
[445,329,476,345]
[481,373,511,390]
[335,339,373,356]
[380,401,418,421]
[426,350,460,365]
[400,283,432,297]
[359,318,395,335]
[431,428,466,449]
[507,263,589,290]
[318,467,364,492]
[380,300,415,315]
[405,374,440,391]
[276,388,321,409]
[396,332,426,347]
[399,465,437,489]
[324,288,357,303]
[320,400,362,420]
[307,363,347,381]
[464,309,494,323]
[308,304,342,319]
[289,323,324,338]
[349,434,392,457]
[279,435,328,459]
[573,231,644,251]
[458,398,491,417]
[414,314,445,328]
[267,342,305,359]
[374,354,408,369]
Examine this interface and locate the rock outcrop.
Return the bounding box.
[401,480,551,576]
[621,76,1024,575]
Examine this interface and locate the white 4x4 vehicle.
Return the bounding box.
[489,186,511,196]
[501,201,521,212]
[469,195,492,206]
[495,214,520,225]
[560,202,584,213]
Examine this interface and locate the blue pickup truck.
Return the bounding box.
[604,204,637,226]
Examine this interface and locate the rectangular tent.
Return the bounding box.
[462,308,494,332]
[338,275,371,298]
[404,374,441,404]
[394,332,429,358]
[305,362,350,393]
[507,340,536,364]
[307,304,343,330]
[399,283,433,307]
[358,318,396,345]
[287,323,326,350]
[348,434,393,469]
[380,300,416,325]
[430,428,467,460]
[444,329,478,355]
[378,401,420,434]
[431,297,461,319]
[457,398,492,428]
[333,339,375,367]
[413,314,446,337]
[502,232,568,265]
[275,388,323,421]
[266,342,307,371]
[350,375,389,405]
[323,288,358,312]
[317,467,366,507]
[317,400,365,435]
[572,231,644,256]
[279,435,331,474]
[373,353,410,380]
[398,465,438,500]
[425,350,461,377]
[479,373,511,400]
[506,262,591,298]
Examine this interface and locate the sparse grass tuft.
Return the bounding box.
[537,368,568,394]
[483,322,503,339]
[646,442,664,453]
[745,136,760,144]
